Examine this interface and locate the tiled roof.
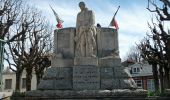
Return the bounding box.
[128,63,153,77]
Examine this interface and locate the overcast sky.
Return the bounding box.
[26,0,166,60]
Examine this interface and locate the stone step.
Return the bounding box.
[25,89,147,100]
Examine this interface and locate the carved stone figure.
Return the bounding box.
[75,2,96,57]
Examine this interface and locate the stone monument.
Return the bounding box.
[26,2,147,99]
[75,2,96,57]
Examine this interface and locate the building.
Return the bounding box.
[0,54,51,93]
[1,67,37,92]
[127,62,156,91]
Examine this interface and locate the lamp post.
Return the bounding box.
[0,39,5,90]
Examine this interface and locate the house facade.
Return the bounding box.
[127,62,156,91]
[0,67,37,92]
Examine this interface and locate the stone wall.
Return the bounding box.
[52,27,119,68]
[37,65,136,90]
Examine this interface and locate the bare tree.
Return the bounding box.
[124,45,142,63]
[147,0,170,90]
[35,55,51,86]
[137,0,170,94]
[1,2,32,92]
[138,37,161,94]
[4,5,38,92]
[147,0,170,21]
[1,0,53,92]
[33,25,52,86]
[138,18,170,94]
[24,15,52,90]
[0,0,23,40]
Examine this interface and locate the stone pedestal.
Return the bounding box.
[26,89,147,99]
[51,58,74,67]
[73,65,100,90]
[38,67,72,90]
[99,57,121,67]
[74,57,98,66]
[36,28,137,90]
[25,28,147,100]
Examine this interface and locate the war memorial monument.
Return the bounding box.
[26,2,147,99]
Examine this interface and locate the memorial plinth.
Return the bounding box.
[74,57,98,66]
[26,28,147,99]
[73,65,100,90]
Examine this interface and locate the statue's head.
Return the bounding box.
[79,1,86,11]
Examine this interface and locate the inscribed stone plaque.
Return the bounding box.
[54,28,75,58]
[97,28,118,58]
[73,66,100,90]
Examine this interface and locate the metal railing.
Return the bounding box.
[0,39,5,89]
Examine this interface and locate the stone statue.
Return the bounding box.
[75,2,96,57]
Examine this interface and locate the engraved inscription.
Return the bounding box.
[73,66,100,90]
[56,28,75,58]
[102,32,115,50]
[58,32,70,48]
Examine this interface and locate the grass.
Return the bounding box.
[147,90,167,97]
[11,91,25,97]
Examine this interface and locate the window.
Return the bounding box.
[135,80,143,88]
[147,79,155,91]
[5,79,12,89]
[133,67,140,73]
[22,78,26,88]
[133,68,137,73]
[137,68,140,72]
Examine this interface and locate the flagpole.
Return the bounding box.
[109,6,120,26]
[113,6,120,19]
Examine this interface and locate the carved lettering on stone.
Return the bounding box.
[58,31,70,49]
[73,66,100,90]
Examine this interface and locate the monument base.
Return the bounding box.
[25,89,147,100]
[37,64,136,90]
[99,57,121,67]
[74,57,98,66]
[51,58,74,67]
[22,23,150,99]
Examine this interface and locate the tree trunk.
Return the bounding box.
[36,73,40,87]
[164,68,170,88]
[36,71,44,87]
[152,63,159,93]
[26,69,32,91]
[15,71,22,92]
[159,65,164,93]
